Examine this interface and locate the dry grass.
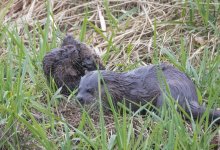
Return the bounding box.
[3,1,219,68]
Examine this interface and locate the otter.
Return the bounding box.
[43,35,105,94]
[76,63,220,123]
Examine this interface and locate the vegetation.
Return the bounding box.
[0,0,219,149]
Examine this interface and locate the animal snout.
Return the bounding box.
[76,95,84,104]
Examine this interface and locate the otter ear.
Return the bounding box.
[85,70,89,74]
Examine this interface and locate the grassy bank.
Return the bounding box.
[0,0,219,149]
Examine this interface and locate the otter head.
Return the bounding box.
[76,71,104,104]
[61,35,81,58]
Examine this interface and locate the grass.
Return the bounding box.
[0,0,220,149]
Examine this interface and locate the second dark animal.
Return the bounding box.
[43,35,105,94]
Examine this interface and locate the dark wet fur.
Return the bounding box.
[43,35,105,94]
[77,63,220,124]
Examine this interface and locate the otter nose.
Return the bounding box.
[76,95,84,104]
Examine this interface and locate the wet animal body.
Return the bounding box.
[76,63,220,123]
[43,35,105,94]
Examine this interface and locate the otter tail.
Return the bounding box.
[188,101,220,124]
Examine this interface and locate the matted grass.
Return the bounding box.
[0,0,220,149]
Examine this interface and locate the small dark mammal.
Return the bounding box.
[76,63,220,124]
[43,35,105,94]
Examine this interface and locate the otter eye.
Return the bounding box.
[86,88,93,93]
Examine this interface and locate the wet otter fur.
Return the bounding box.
[43,35,105,94]
[76,63,220,124]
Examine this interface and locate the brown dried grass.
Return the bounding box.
[3,1,219,70]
